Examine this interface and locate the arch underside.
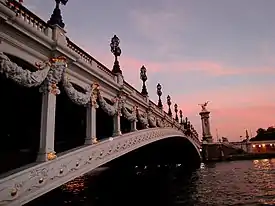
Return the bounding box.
[0,128,201,206]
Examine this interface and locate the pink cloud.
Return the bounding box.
[81,51,275,142]
[173,84,275,141]
[93,52,275,80]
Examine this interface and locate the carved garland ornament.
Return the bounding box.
[0,52,51,87]
[97,91,127,117]
[136,108,149,128]
[39,56,67,95]
[62,73,91,106]
[118,94,137,122]
[156,118,164,128]
[147,110,157,127]
[97,91,116,116]
[122,106,137,122]
[90,83,99,108]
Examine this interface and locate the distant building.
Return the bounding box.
[250,141,275,154]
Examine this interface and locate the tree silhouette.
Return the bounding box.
[256,128,266,135]
[250,126,275,141]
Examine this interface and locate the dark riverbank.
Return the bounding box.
[227,153,275,161]
[205,153,275,162]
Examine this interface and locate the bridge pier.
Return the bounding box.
[36,84,57,162]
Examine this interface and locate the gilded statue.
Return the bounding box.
[199,101,209,111]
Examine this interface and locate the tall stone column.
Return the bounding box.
[130,120,137,132]
[112,113,122,136]
[85,105,97,144]
[199,106,213,143]
[36,85,58,162]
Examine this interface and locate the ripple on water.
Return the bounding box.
[26,159,275,206]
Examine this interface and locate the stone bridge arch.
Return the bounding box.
[0,128,201,206]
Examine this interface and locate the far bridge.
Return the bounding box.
[0,1,201,205]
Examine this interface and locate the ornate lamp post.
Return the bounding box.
[167,95,172,117]
[48,0,68,28]
[156,83,163,109]
[179,110,183,124]
[184,117,188,129]
[191,125,194,134]
[174,104,179,122]
[140,66,148,96]
[187,121,191,130]
[110,35,122,74]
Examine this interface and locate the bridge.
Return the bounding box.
[0,0,201,205]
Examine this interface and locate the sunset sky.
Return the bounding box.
[24,0,275,141]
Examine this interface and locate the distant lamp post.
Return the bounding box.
[140,66,148,96]
[48,0,68,28]
[156,83,163,109]
[184,117,188,129]
[174,104,179,122]
[110,35,122,74]
[187,121,191,130]
[179,110,183,124]
[240,136,243,142]
[167,95,172,117]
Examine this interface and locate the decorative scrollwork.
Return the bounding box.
[47,152,57,161]
[39,56,67,95]
[62,73,91,106]
[136,107,149,128]
[0,52,50,87]
[91,83,99,108]
[114,93,126,116]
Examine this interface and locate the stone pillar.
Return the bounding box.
[116,73,124,86]
[36,90,57,162]
[85,105,97,144]
[201,141,209,161]
[112,114,122,136]
[51,25,67,46]
[130,120,137,132]
[199,109,213,143]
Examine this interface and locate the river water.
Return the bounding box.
[27,158,275,206]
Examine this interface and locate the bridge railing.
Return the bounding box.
[0,0,201,144]
[66,37,115,80]
[1,0,52,37]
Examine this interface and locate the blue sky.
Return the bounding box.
[24,0,275,140]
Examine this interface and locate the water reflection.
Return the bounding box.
[26,159,275,206]
[61,176,86,194]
